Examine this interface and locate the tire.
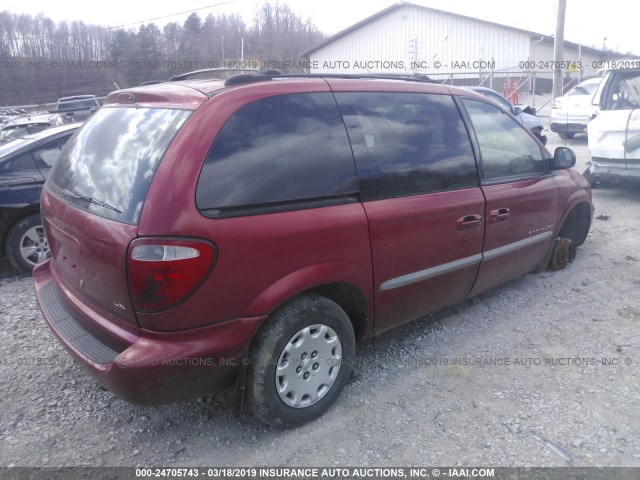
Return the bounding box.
[6,214,50,273]
[558,131,575,139]
[247,294,355,428]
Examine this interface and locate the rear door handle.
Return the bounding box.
[457,214,482,229]
[490,208,510,222]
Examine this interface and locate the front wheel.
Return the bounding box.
[6,214,50,273]
[247,295,355,427]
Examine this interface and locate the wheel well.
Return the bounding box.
[1,207,41,254]
[237,282,369,412]
[558,202,592,246]
[306,283,368,341]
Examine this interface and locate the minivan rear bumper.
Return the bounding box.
[34,260,266,405]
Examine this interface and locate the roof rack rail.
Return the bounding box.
[170,68,259,81]
[222,72,438,87]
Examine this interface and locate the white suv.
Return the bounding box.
[550,77,601,139]
[587,64,640,183]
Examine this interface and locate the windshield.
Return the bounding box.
[600,70,640,110]
[48,106,191,225]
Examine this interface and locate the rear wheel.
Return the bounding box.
[6,214,50,273]
[247,295,355,427]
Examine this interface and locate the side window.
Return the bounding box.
[334,92,478,201]
[603,72,640,110]
[462,99,546,182]
[13,154,39,170]
[32,140,67,169]
[196,93,358,216]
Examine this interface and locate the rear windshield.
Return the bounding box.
[570,81,599,96]
[48,107,191,225]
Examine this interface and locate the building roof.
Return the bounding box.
[301,1,636,58]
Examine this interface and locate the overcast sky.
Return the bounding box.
[3,0,637,54]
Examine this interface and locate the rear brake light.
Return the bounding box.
[128,238,216,313]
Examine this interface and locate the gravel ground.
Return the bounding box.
[0,132,638,467]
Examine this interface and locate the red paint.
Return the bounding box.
[34,77,592,406]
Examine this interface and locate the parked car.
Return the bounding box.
[34,73,593,427]
[587,64,640,183]
[550,77,602,139]
[54,95,102,122]
[0,123,80,271]
[465,86,547,144]
[0,113,66,144]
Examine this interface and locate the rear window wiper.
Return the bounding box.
[62,189,123,214]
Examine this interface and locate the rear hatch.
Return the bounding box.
[43,106,192,326]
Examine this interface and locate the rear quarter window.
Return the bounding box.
[196,92,358,217]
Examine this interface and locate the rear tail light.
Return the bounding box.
[128,238,216,313]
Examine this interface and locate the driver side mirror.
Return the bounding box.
[551,147,576,170]
[513,106,522,115]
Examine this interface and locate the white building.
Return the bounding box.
[302,1,634,92]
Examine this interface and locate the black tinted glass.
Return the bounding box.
[13,154,39,170]
[334,92,478,200]
[196,93,358,216]
[49,107,190,225]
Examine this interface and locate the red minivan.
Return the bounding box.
[34,73,593,427]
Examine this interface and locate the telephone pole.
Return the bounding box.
[552,0,567,99]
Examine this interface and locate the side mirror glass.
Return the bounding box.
[513,106,522,115]
[552,147,576,169]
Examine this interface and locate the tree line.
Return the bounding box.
[0,2,325,106]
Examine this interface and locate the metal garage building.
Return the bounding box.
[302,1,630,93]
